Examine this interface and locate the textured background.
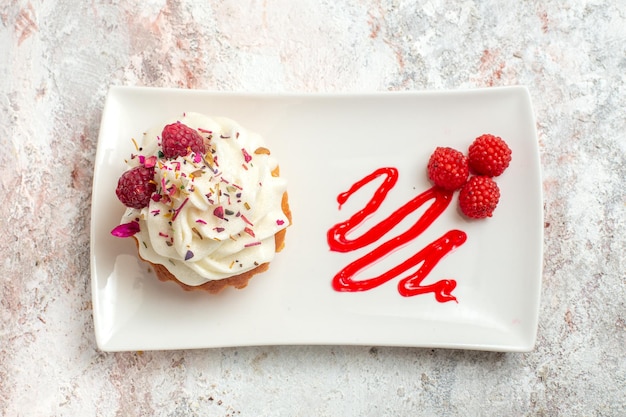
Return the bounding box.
[1,1,625,416]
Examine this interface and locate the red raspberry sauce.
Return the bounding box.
[327,167,467,302]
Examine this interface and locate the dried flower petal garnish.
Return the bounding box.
[144,155,157,168]
[191,227,203,240]
[111,221,140,237]
[241,214,253,226]
[241,148,252,163]
[171,197,189,221]
[254,147,270,155]
[213,206,225,219]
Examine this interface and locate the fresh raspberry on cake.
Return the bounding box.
[458,175,500,219]
[161,121,206,158]
[468,134,512,177]
[115,165,156,209]
[427,147,469,191]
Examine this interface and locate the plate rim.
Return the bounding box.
[90,85,543,352]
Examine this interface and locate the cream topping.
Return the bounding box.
[119,113,289,286]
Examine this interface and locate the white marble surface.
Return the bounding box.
[1,1,625,416]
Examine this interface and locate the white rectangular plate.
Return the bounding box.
[91,86,543,352]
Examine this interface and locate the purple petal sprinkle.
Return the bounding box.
[111,221,140,238]
[185,250,194,261]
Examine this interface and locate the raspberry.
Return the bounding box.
[468,134,512,177]
[427,147,469,190]
[458,176,500,219]
[115,165,156,209]
[161,122,206,159]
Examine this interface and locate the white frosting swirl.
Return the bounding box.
[119,113,289,286]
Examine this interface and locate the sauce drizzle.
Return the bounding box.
[327,167,467,302]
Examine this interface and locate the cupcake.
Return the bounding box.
[111,112,291,293]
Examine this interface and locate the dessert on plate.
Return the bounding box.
[111,112,291,293]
